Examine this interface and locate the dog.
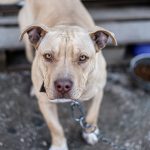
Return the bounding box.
[19,0,117,149]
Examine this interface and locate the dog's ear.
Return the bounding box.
[20,24,49,49]
[90,26,117,52]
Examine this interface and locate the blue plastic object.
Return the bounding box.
[132,44,150,56]
[130,44,150,90]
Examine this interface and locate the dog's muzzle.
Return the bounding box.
[39,81,74,103]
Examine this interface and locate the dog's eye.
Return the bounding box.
[78,55,89,63]
[43,53,53,61]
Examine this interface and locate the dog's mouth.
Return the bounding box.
[40,82,76,103]
[49,98,76,103]
[40,82,78,103]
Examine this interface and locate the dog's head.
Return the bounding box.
[21,24,117,100]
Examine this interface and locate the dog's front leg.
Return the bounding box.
[82,90,103,145]
[37,96,68,150]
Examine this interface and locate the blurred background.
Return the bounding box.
[0,0,149,150]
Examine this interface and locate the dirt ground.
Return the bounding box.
[0,67,149,150]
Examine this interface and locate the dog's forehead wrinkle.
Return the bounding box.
[39,27,95,56]
[50,26,88,39]
[53,25,87,32]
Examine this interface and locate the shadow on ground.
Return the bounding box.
[0,67,149,150]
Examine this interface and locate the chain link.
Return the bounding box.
[70,100,95,131]
[70,100,127,150]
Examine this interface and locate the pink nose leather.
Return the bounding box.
[54,79,73,94]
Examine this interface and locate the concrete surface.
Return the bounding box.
[0,67,149,150]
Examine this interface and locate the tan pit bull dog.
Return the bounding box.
[19,0,117,149]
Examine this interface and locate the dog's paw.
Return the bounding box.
[82,128,99,145]
[49,142,68,150]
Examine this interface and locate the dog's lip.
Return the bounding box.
[49,98,76,103]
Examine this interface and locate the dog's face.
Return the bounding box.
[21,25,117,100]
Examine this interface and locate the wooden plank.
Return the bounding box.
[88,7,150,21]
[1,6,150,26]
[83,0,150,6]
[0,51,6,70]
[0,0,22,14]
[0,0,150,15]
[0,0,20,4]
[102,46,126,65]
[1,20,150,50]
[0,16,17,26]
[0,27,23,50]
[97,21,150,45]
[0,4,21,14]
[83,0,149,2]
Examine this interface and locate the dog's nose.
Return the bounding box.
[54,79,73,94]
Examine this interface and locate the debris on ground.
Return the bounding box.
[0,68,149,150]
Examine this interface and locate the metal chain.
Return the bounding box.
[70,101,96,132]
[70,100,127,150]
